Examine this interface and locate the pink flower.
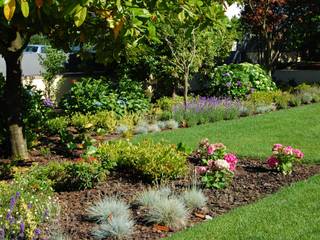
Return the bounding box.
[208,160,214,168]
[213,143,226,150]
[224,153,238,171]
[283,146,293,155]
[207,144,216,155]
[267,156,279,168]
[272,144,283,152]
[195,166,207,175]
[293,149,304,159]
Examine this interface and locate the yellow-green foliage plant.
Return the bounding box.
[93,111,118,133]
[96,140,188,183]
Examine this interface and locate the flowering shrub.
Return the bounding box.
[267,144,304,175]
[208,63,277,99]
[193,139,238,189]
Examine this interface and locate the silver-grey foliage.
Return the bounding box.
[181,188,207,210]
[86,197,130,223]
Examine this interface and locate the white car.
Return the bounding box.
[24,45,48,54]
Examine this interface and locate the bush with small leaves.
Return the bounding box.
[180,188,207,210]
[96,140,187,182]
[46,117,69,135]
[87,197,130,223]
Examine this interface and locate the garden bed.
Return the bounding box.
[55,159,320,240]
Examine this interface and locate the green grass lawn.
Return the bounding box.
[135,103,320,163]
[167,174,320,240]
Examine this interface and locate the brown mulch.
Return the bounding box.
[55,159,320,240]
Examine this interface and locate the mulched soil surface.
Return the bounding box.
[55,159,320,240]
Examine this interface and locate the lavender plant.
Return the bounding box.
[172,97,241,126]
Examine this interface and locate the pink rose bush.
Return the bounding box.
[267,144,304,175]
[194,138,238,189]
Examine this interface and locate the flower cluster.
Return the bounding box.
[193,139,238,189]
[0,180,58,240]
[267,144,304,175]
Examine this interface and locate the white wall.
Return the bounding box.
[0,53,44,77]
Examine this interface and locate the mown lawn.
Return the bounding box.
[167,174,320,240]
[135,103,320,163]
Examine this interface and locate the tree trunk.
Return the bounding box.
[4,51,29,161]
[183,69,189,111]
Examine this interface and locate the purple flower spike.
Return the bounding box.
[43,98,54,108]
[10,196,16,210]
[0,228,5,239]
[20,222,25,234]
[34,229,41,236]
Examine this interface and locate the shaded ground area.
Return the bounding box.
[55,159,320,240]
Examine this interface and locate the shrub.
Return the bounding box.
[70,113,95,131]
[192,139,238,189]
[208,63,277,99]
[46,117,69,135]
[60,77,150,115]
[0,174,57,240]
[87,197,130,222]
[96,140,188,182]
[274,92,292,109]
[26,161,107,191]
[180,188,207,210]
[266,144,304,175]
[165,120,179,130]
[93,111,118,133]
[145,197,188,230]
[248,91,277,106]
[156,96,185,111]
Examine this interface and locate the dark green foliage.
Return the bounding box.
[59,76,150,115]
[0,75,53,153]
[208,63,277,99]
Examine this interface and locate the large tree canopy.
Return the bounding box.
[241,0,320,72]
[0,0,165,160]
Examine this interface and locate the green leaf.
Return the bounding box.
[0,0,4,7]
[74,6,87,27]
[178,10,185,22]
[20,0,29,18]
